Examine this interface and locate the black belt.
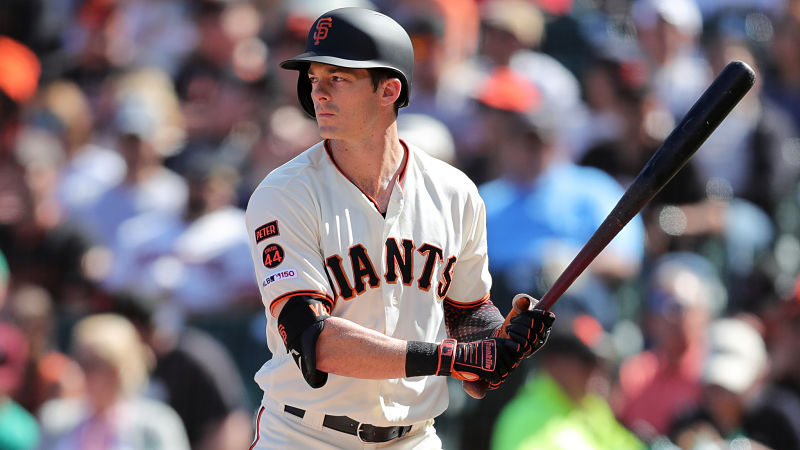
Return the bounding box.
[284,405,413,443]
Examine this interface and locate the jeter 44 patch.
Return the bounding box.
[262,243,285,268]
[255,220,279,243]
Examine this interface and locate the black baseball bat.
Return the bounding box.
[464,60,755,399]
[536,59,755,311]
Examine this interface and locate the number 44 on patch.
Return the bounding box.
[262,243,285,268]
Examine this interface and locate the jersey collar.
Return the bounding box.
[323,139,410,212]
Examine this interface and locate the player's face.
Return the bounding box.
[307,63,383,140]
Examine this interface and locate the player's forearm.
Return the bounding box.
[315,317,408,379]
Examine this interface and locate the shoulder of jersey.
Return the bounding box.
[408,142,479,194]
[255,141,327,191]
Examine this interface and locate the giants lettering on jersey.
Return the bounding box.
[324,237,457,300]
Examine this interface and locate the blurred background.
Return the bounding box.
[1,0,799,449]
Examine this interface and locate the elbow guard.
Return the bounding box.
[277,295,332,388]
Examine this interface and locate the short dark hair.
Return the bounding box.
[368,68,403,115]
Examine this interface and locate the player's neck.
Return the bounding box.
[327,124,405,211]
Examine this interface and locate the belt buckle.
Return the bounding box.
[356,422,371,443]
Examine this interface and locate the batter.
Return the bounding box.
[245,8,555,448]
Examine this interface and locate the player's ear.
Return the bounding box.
[380,78,402,108]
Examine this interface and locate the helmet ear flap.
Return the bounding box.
[296,68,316,118]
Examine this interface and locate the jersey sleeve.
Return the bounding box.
[442,185,492,304]
[245,184,334,317]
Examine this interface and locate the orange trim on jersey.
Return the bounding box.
[443,293,491,309]
[249,406,265,450]
[269,290,335,317]
[398,139,410,184]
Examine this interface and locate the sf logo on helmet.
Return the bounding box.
[313,18,333,45]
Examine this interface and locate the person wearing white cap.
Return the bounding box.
[631,0,713,119]
[668,316,769,448]
[703,318,767,396]
[702,318,767,430]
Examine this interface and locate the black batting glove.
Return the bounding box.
[434,338,524,385]
[504,309,556,359]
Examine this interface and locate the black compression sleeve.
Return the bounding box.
[443,298,504,341]
[405,341,439,377]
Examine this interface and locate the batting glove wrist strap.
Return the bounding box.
[436,339,459,378]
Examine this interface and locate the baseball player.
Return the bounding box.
[245,8,555,448]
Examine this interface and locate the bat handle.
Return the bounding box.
[462,294,533,399]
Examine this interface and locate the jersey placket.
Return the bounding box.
[380,175,408,336]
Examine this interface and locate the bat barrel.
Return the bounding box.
[536,60,755,312]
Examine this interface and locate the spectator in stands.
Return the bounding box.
[492,315,644,450]
[103,159,256,314]
[0,321,40,450]
[0,37,97,306]
[615,252,723,442]
[37,313,190,449]
[763,9,800,133]
[3,284,84,415]
[575,57,750,271]
[440,0,582,181]
[669,316,769,448]
[36,80,125,226]
[0,35,39,259]
[566,56,641,161]
[398,7,474,140]
[1,123,96,307]
[457,69,642,450]
[477,70,644,325]
[83,68,187,248]
[697,29,798,216]
[446,0,581,119]
[631,0,712,119]
[114,292,254,450]
[170,0,266,176]
[743,278,800,449]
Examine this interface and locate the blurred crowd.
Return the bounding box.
[1,0,800,449]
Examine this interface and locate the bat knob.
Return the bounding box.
[462,380,487,399]
[511,293,537,312]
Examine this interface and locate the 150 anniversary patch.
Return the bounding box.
[262,269,297,287]
[262,243,284,268]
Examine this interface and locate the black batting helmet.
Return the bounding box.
[280,7,414,118]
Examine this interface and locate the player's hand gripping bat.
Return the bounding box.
[464,60,756,399]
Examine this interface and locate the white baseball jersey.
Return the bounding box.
[245,139,492,426]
